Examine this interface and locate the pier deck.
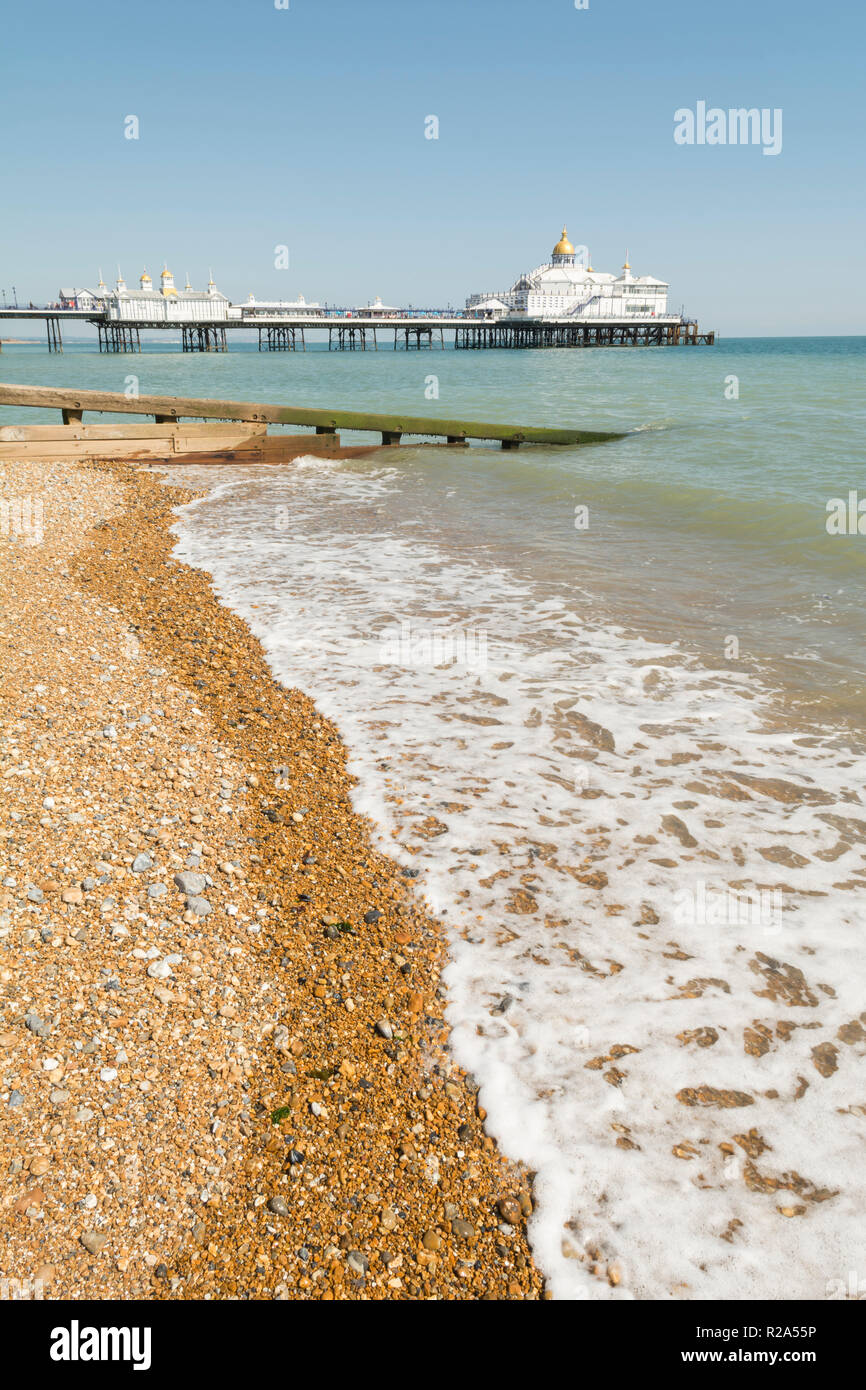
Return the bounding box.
[0,308,714,353]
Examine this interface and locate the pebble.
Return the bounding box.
[347,1251,369,1275]
[364,909,382,923]
[174,871,206,895]
[26,886,44,903]
[268,1196,290,1217]
[131,853,153,873]
[451,1218,476,1241]
[62,887,84,905]
[498,1197,522,1226]
[80,1232,108,1255]
[99,1067,118,1083]
[146,959,172,980]
[375,1019,394,1039]
[186,895,212,917]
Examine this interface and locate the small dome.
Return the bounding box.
[553,225,575,256]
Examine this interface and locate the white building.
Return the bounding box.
[61,268,230,320]
[232,293,324,319]
[467,227,672,321]
[59,284,105,311]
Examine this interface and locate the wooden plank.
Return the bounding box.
[0,423,268,442]
[166,434,346,465]
[0,430,267,461]
[0,382,626,446]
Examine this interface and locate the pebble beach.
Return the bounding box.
[0,458,541,1301]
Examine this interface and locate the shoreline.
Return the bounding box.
[0,458,542,1300]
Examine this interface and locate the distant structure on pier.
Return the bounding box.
[467,226,670,320]
[59,267,229,321]
[238,292,324,318]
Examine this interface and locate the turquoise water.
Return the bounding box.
[2,336,864,721]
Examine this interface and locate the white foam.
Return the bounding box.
[169,458,866,1301]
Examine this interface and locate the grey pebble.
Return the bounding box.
[174,871,206,895]
[131,853,152,873]
[185,895,212,917]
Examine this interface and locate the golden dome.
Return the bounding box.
[161,266,173,278]
[553,225,575,256]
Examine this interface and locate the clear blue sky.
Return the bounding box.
[1,0,863,334]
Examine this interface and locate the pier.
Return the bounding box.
[0,306,714,354]
[0,382,628,459]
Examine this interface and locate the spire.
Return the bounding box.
[553,225,575,257]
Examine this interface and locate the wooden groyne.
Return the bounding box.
[0,383,627,458]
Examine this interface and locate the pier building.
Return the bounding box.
[467,227,670,321]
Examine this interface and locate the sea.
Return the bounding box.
[2,335,865,1300]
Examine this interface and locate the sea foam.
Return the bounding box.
[165,456,866,1301]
